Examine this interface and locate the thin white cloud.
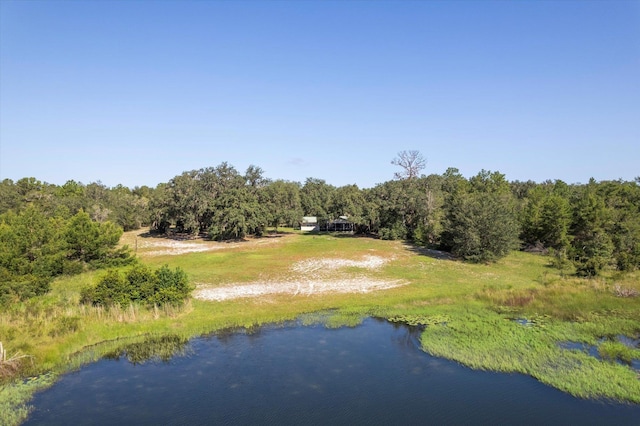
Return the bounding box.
[287,157,308,166]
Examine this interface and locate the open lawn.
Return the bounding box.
[2,229,640,424]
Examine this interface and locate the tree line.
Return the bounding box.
[1,152,639,304]
[147,158,639,276]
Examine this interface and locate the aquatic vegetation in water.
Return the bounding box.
[419,307,640,403]
[512,314,549,329]
[387,314,449,327]
[0,373,56,426]
[560,335,640,370]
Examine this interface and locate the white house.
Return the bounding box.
[301,216,319,232]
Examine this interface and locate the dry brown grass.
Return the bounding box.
[0,342,33,380]
[614,284,639,298]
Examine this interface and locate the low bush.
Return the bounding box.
[81,265,193,307]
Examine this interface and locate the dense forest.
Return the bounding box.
[1,152,639,304]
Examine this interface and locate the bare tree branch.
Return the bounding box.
[391,150,426,180]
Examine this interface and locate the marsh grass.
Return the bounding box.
[598,340,640,365]
[2,230,640,424]
[417,306,640,403]
[0,374,55,426]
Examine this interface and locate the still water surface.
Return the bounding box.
[26,318,640,425]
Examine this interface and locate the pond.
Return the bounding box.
[25,318,640,425]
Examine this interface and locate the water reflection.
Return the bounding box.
[26,318,640,425]
[103,335,190,365]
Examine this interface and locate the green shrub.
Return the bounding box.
[147,265,192,306]
[81,265,193,307]
[379,222,407,240]
[89,270,129,306]
[62,259,84,275]
[0,271,51,306]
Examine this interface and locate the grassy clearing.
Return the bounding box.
[2,229,640,424]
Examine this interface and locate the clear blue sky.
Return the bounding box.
[1,0,639,189]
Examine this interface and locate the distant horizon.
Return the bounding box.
[2,1,639,190]
[3,159,638,191]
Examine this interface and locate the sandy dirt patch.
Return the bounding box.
[128,233,286,257]
[142,240,238,257]
[194,278,405,301]
[291,255,388,274]
[194,255,406,301]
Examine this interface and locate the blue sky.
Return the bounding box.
[1,0,639,189]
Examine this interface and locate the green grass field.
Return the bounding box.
[2,229,639,424]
